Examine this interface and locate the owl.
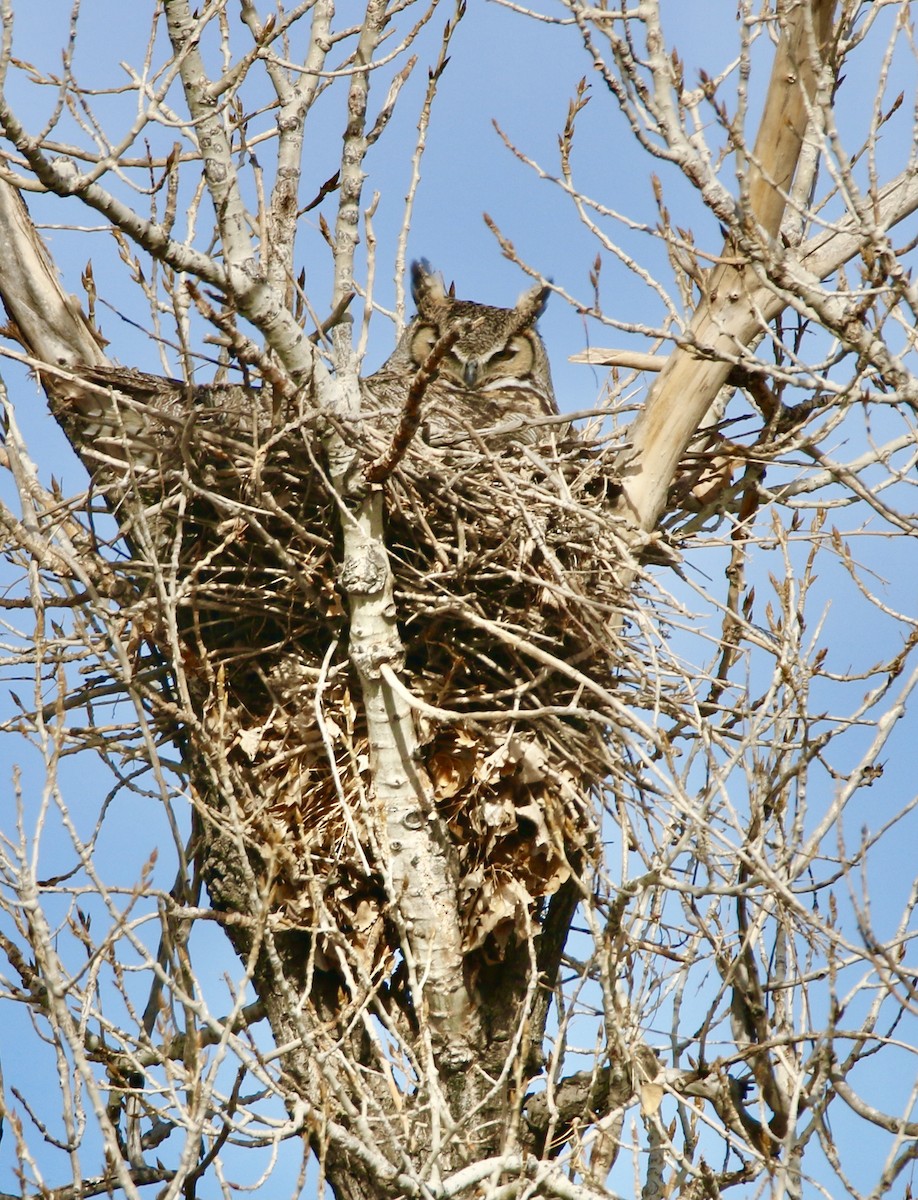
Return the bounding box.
[364,260,564,448]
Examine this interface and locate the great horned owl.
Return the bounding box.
[364,260,563,447]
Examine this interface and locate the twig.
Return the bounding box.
[0,1167,175,1200]
[364,325,462,482]
[311,289,356,344]
[394,1,467,329]
[185,281,293,399]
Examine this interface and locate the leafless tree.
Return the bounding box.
[0,3,917,1200]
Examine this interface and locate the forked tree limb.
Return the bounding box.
[619,0,837,534]
[577,160,918,390]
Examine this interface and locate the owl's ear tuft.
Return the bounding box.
[515,282,551,325]
[411,260,449,313]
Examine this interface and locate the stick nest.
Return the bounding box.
[60,374,640,963]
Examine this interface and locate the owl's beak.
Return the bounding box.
[463,360,479,388]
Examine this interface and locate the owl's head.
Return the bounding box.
[403,260,552,394]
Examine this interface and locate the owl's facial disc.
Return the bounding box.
[409,323,537,392]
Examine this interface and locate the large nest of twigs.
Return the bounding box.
[60,374,635,961]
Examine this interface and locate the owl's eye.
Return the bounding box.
[409,324,439,366]
[488,336,533,374]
